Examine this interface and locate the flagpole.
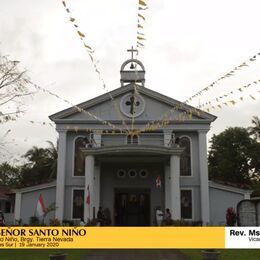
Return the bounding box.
[89,203,90,221]
[34,196,38,217]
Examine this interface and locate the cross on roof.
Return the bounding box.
[125,95,140,115]
[127,46,138,60]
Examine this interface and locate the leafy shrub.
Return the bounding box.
[29,216,40,226]
[163,219,202,226]
[62,219,74,226]
[86,218,98,226]
[49,218,61,226]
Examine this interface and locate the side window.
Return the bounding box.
[179,137,191,176]
[74,137,86,176]
[5,201,11,213]
[127,134,138,144]
[72,189,84,220]
[181,190,192,219]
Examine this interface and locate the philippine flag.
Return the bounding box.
[156,175,161,188]
[36,194,46,217]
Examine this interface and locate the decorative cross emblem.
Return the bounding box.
[125,95,140,115]
[127,46,138,60]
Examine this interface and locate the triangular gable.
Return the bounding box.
[49,84,216,123]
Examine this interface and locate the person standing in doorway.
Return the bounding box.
[156,206,164,226]
[165,208,172,225]
[97,206,104,226]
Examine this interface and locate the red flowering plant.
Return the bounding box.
[226,207,237,226]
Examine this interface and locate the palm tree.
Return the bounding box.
[45,140,58,179]
[22,140,58,184]
[248,116,260,141]
[24,146,49,166]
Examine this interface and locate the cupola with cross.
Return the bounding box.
[120,46,145,87]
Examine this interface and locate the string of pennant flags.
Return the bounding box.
[130,0,148,130]
[56,1,259,136]
[27,79,127,132]
[202,93,259,112]
[197,78,260,109]
[61,1,130,133]
[138,83,260,133]
[184,51,260,104]
[61,0,148,134]
[7,2,258,138]
[136,0,148,50]
[29,120,55,128]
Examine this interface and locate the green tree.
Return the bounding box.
[19,141,58,187]
[0,55,33,123]
[0,162,20,187]
[208,127,260,185]
[45,140,58,179]
[248,116,260,142]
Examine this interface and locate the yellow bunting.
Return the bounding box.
[137,41,144,47]
[138,13,145,20]
[60,1,130,133]
[137,36,146,41]
[185,52,260,104]
[84,43,92,51]
[197,78,260,110]
[139,0,147,6]
[77,31,85,38]
[29,80,124,131]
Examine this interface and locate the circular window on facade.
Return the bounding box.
[117,169,126,178]
[139,169,148,178]
[128,169,137,178]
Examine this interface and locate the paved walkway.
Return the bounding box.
[83,250,188,260]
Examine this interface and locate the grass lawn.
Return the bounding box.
[0,249,260,259]
[0,250,87,260]
[181,249,260,260]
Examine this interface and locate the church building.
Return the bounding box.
[14,52,252,226]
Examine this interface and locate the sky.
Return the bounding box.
[0,0,260,163]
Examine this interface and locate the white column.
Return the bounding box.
[14,192,22,224]
[84,155,94,222]
[164,165,171,210]
[198,130,210,225]
[170,155,181,219]
[55,130,67,221]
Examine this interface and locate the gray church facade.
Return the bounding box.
[14,57,252,226]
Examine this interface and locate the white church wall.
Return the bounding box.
[102,134,126,146]
[209,187,245,226]
[20,186,56,225]
[62,89,203,122]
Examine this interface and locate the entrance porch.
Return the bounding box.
[82,145,183,226]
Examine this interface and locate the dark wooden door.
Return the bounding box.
[115,190,150,226]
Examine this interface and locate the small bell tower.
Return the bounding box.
[120,46,145,87]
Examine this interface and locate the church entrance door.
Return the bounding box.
[114,189,150,226]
